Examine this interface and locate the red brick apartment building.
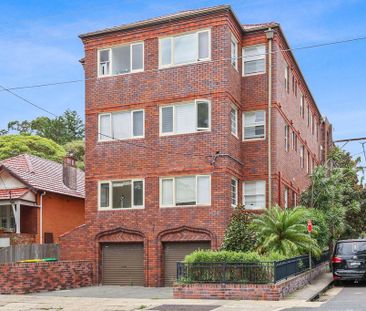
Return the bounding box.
[61,5,333,287]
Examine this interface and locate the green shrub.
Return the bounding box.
[221,205,257,252]
[182,250,287,284]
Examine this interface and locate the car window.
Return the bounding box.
[336,242,366,255]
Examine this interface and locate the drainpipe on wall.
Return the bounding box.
[39,192,46,244]
[265,28,274,208]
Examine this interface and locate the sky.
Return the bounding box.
[0,0,365,173]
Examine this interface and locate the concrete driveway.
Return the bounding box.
[32,286,173,299]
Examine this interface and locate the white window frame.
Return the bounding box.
[285,65,289,92]
[243,180,266,210]
[231,34,238,70]
[158,29,211,69]
[159,175,211,208]
[242,44,266,77]
[98,179,145,210]
[284,187,289,209]
[97,41,144,78]
[285,125,289,152]
[242,110,266,141]
[300,145,305,168]
[231,178,238,208]
[159,100,211,136]
[98,109,145,142]
[230,105,238,137]
[300,94,305,118]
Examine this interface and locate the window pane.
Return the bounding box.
[231,179,237,206]
[197,101,209,129]
[176,103,195,134]
[244,180,265,210]
[132,43,143,71]
[244,59,265,74]
[197,176,210,205]
[244,127,255,139]
[256,111,265,122]
[100,50,110,62]
[133,111,144,137]
[161,107,173,133]
[161,38,171,66]
[198,31,209,59]
[255,125,264,136]
[112,45,130,75]
[100,183,110,208]
[99,50,110,76]
[231,39,237,67]
[112,112,131,139]
[176,176,196,205]
[162,179,173,205]
[173,33,197,64]
[231,108,237,135]
[99,114,111,140]
[133,180,143,206]
[112,181,132,209]
[244,45,265,61]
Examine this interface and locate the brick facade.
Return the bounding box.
[60,5,333,287]
[0,261,93,294]
[173,262,328,300]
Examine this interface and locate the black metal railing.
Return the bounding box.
[176,250,329,284]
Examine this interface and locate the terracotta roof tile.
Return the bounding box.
[0,154,84,198]
[0,188,30,200]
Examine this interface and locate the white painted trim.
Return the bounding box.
[158,28,211,69]
[98,109,145,142]
[230,105,238,138]
[242,110,266,141]
[242,43,266,77]
[159,175,211,208]
[159,99,211,136]
[97,41,144,78]
[231,177,238,208]
[98,179,145,210]
[243,180,266,210]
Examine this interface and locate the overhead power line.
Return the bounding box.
[1,33,366,93]
[0,84,57,117]
[334,137,366,143]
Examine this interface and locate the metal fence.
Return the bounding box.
[0,244,59,264]
[177,250,329,284]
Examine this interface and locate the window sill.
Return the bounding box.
[97,69,144,79]
[160,130,211,137]
[231,132,239,139]
[97,136,145,143]
[158,59,211,71]
[242,137,266,142]
[242,71,266,77]
[160,204,211,209]
[98,207,145,211]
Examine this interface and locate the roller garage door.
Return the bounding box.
[102,243,144,286]
[164,241,210,286]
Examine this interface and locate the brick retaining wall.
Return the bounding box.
[0,261,93,294]
[173,262,328,301]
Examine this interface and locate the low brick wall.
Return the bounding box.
[0,233,36,245]
[0,260,93,294]
[174,262,328,301]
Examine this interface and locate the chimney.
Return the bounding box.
[63,154,77,190]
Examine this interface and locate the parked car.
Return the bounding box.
[332,239,366,282]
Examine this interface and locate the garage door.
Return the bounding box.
[163,241,210,286]
[102,243,144,286]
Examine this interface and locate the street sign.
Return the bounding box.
[307,219,313,233]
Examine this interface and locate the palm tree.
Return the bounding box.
[251,206,321,257]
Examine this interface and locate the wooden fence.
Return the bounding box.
[0,244,59,264]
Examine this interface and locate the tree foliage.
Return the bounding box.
[221,205,256,252]
[251,206,321,257]
[0,135,66,162]
[301,147,363,248]
[1,110,84,145]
